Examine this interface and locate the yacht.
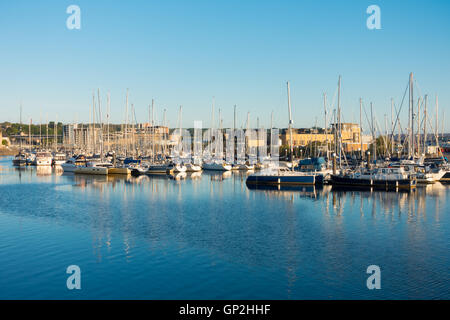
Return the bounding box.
[35,151,53,166]
[74,161,111,175]
[237,163,255,171]
[147,163,171,174]
[61,155,88,173]
[246,167,317,186]
[52,153,67,166]
[166,163,187,174]
[202,161,232,171]
[12,152,27,166]
[185,163,202,172]
[330,166,417,190]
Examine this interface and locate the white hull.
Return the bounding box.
[167,164,187,173]
[75,166,108,175]
[61,163,77,173]
[35,158,52,166]
[185,163,202,172]
[202,162,232,171]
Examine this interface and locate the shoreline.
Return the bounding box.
[0,147,18,156]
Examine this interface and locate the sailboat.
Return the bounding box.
[246,82,318,187]
[74,161,111,175]
[12,152,27,166]
[202,161,232,171]
[185,163,202,172]
[12,104,27,166]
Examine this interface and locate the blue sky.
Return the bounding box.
[0,0,449,132]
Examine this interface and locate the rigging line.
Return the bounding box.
[393,102,405,137]
[390,80,409,136]
[362,102,373,137]
[328,86,338,115]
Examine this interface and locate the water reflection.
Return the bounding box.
[0,155,449,299]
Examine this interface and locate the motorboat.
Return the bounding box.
[12,152,27,166]
[202,161,232,171]
[61,155,88,173]
[35,151,53,166]
[74,161,112,175]
[52,153,67,166]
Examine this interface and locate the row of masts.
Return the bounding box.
[17,73,445,164]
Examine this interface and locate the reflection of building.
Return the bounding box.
[280,123,370,153]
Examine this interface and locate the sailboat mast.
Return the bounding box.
[107,91,110,153]
[423,95,428,155]
[92,91,96,154]
[97,89,104,159]
[29,118,31,152]
[163,108,166,158]
[391,98,394,155]
[409,72,414,158]
[287,81,294,171]
[125,89,129,157]
[436,95,439,144]
[19,104,22,150]
[54,115,57,152]
[324,93,329,160]
[39,112,42,150]
[417,97,421,156]
[337,76,342,168]
[360,98,363,160]
[151,99,155,162]
[371,102,376,164]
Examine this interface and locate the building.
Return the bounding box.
[280,123,369,153]
[280,128,333,147]
[63,124,91,148]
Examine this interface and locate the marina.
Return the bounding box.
[1,1,449,303]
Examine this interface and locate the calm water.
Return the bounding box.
[0,156,449,299]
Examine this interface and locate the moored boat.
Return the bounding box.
[35,151,53,166]
[185,163,202,172]
[74,162,111,175]
[202,161,232,171]
[61,155,87,173]
[108,167,131,175]
[331,167,416,190]
[52,153,67,166]
[12,152,27,166]
[246,167,317,186]
[166,163,187,174]
[147,163,171,174]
